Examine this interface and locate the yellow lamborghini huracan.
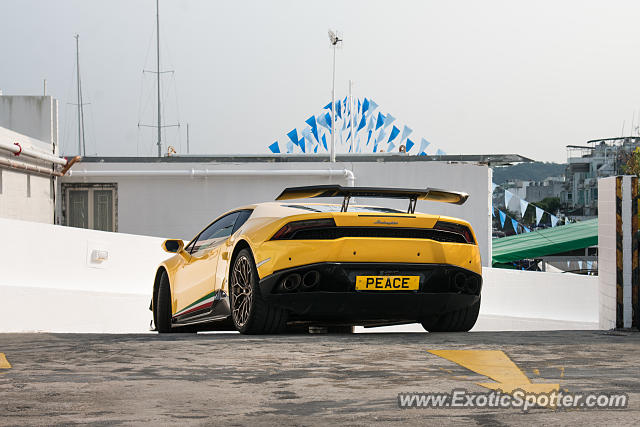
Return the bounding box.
[151,185,482,334]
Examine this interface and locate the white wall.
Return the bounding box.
[480,267,599,324]
[0,95,58,147]
[0,126,57,224]
[0,217,167,295]
[61,159,493,266]
[0,217,601,332]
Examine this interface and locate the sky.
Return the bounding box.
[2,0,640,162]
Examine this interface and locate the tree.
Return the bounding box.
[621,147,640,176]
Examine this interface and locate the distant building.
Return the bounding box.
[562,137,640,217]
[525,176,565,203]
[0,94,61,224]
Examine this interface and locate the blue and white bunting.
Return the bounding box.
[519,199,529,217]
[535,206,544,225]
[505,190,514,209]
[511,218,519,234]
[498,210,506,228]
[550,214,559,227]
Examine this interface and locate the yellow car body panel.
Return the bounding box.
[155,202,481,317]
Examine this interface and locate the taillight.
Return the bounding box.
[271,218,336,240]
[433,221,475,244]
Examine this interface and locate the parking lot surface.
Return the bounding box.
[0,330,638,425]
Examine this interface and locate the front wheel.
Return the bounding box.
[421,298,480,332]
[154,271,173,333]
[230,249,287,334]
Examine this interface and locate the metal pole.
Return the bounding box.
[156,0,162,157]
[186,123,190,154]
[330,44,336,162]
[75,35,82,155]
[349,80,354,152]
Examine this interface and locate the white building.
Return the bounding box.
[0,94,61,224]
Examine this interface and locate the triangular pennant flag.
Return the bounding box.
[511,218,519,234]
[587,261,593,271]
[505,190,513,209]
[387,142,396,152]
[498,210,506,228]
[324,112,332,129]
[523,225,530,233]
[400,125,413,142]
[436,149,446,155]
[368,99,379,112]
[492,182,499,192]
[286,140,294,153]
[550,214,559,227]
[535,206,544,225]
[305,116,319,142]
[406,138,415,152]
[419,138,431,153]
[357,115,367,131]
[287,129,299,146]
[578,260,583,270]
[383,114,396,128]
[268,141,280,153]
[375,112,385,130]
[519,199,529,217]
[321,134,328,151]
[492,208,496,217]
[376,129,388,146]
[388,125,400,143]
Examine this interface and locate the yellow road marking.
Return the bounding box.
[429,350,558,395]
[0,353,11,369]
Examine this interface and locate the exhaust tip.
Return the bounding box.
[452,272,467,292]
[302,270,320,289]
[465,277,480,294]
[282,273,302,291]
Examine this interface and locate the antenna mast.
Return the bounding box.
[138,0,180,157]
[156,0,162,157]
[74,34,86,156]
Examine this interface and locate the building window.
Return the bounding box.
[63,183,117,232]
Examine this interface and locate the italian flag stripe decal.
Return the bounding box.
[174,290,217,317]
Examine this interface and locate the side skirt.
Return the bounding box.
[172,290,231,327]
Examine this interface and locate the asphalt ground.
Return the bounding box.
[0,330,639,426]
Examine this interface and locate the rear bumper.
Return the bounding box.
[258,262,482,322]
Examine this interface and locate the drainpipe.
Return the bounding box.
[67,168,356,186]
[0,140,67,166]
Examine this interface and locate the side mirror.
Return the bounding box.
[162,239,184,253]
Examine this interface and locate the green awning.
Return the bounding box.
[492,219,598,265]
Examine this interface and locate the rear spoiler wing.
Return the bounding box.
[275,185,469,213]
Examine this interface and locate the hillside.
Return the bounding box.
[492,162,566,185]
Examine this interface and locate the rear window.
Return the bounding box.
[283,204,403,214]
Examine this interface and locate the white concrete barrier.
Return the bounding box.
[0,217,168,332]
[0,217,600,332]
[480,267,599,325]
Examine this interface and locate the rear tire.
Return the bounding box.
[421,298,480,332]
[155,271,173,333]
[230,249,287,334]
